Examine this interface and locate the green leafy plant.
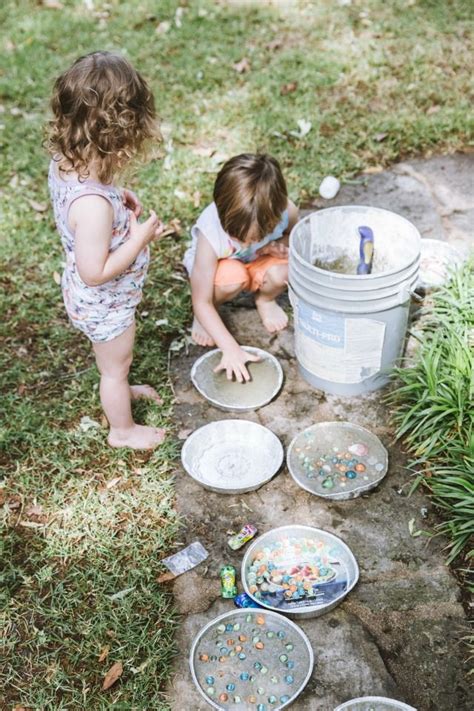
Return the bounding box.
[390,259,474,564]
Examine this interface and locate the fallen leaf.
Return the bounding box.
[98,645,110,663]
[8,496,21,509]
[106,477,121,490]
[53,271,61,285]
[100,414,108,428]
[79,416,101,432]
[280,81,298,95]
[289,119,312,138]
[192,145,215,158]
[161,218,182,237]
[193,190,201,207]
[175,6,184,28]
[373,132,388,142]
[427,105,440,115]
[156,20,171,34]
[106,630,116,639]
[19,520,46,529]
[157,571,176,584]
[178,428,193,440]
[173,188,188,201]
[155,318,169,327]
[25,504,44,517]
[17,383,27,396]
[266,39,282,51]
[109,586,135,600]
[211,152,229,165]
[363,166,384,174]
[28,199,48,212]
[408,518,422,537]
[102,661,123,690]
[232,57,251,74]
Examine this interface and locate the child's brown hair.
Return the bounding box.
[213,154,288,243]
[48,51,160,184]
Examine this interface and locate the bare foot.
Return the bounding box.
[191,317,215,347]
[108,424,166,450]
[130,384,163,405]
[256,298,289,333]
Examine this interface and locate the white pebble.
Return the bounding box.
[319,176,340,200]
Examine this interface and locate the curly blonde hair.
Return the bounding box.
[47,51,160,184]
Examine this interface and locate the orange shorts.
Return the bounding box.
[214,256,288,293]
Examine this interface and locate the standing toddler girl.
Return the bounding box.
[48,51,164,450]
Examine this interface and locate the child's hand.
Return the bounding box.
[257,241,289,258]
[129,210,164,247]
[214,346,260,383]
[123,188,142,217]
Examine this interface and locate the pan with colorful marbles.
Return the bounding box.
[190,609,314,710]
[242,526,359,619]
[287,422,388,501]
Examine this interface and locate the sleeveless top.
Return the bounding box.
[48,159,149,342]
[183,202,289,274]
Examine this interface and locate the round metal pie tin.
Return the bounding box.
[181,419,284,494]
[287,422,389,501]
[191,347,284,412]
[334,697,416,711]
[190,608,314,710]
[242,525,359,619]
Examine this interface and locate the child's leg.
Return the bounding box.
[253,260,289,333]
[192,260,250,346]
[93,322,165,449]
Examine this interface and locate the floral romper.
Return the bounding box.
[48,160,149,343]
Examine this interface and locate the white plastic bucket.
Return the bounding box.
[289,206,421,396]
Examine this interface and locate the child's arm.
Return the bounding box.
[70,195,163,287]
[191,235,259,383]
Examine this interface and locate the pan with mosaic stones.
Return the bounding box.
[242,526,359,619]
[190,609,314,710]
[334,697,416,711]
[287,422,389,501]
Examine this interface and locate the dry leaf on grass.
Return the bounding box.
[363,166,384,174]
[193,190,201,207]
[25,505,44,517]
[161,218,182,237]
[266,39,282,51]
[280,81,298,95]
[156,20,171,34]
[28,199,48,212]
[53,271,61,285]
[373,132,388,142]
[178,428,193,440]
[232,57,251,74]
[41,0,64,8]
[427,105,441,115]
[157,571,176,584]
[102,661,123,690]
[105,477,121,490]
[98,645,110,663]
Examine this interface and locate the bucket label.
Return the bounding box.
[295,300,386,384]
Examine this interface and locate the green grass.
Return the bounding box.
[1,0,473,708]
[389,261,474,564]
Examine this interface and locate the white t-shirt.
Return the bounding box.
[183,202,289,275]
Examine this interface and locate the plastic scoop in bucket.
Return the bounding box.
[357,226,374,275]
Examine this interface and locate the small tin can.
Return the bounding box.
[234,592,261,609]
[220,565,238,598]
[228,524,258,551]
